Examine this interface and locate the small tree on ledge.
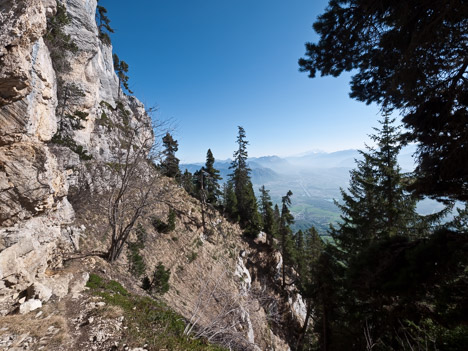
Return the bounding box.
[96,2,114,45]
[113,53,133,98]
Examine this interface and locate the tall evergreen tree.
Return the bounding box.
[203,149,222,205]
[273,204,281,228]
[279,190,295,288]
[331,115,434,256]
[258,185,277,246]
[294,229,305,275]
[308,117,457,350]
[228,126,261,237]
[160,132,180,179]
[295,226,324,350]
[222,181,239,222]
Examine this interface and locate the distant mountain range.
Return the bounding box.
[180,146,444,234]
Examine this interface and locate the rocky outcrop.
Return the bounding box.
[0,0,47,107]
[0,0,152,316]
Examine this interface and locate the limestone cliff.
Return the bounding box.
[0,1,306,350]
[0,0,152,315]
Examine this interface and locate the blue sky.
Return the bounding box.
[101,0,382,163]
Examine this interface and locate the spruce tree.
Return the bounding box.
[228,126,261,237]
[331,115,432,256]
[311,116,452,350]
[295,226,324,295]
[160,132,180,179]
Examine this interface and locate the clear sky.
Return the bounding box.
[100,0,382,163]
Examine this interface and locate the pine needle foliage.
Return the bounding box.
[228,126,261,237]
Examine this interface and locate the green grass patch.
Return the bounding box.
[86,274,226,351]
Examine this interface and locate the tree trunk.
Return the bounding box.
[296,300,313,350]
[322,302,329,351]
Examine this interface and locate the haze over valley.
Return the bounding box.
[181,145,445,234]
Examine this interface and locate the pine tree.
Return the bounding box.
[447,203,468,232]
[44,1,78,73]
[56,80,88,133]
[160,132,180,179]
[228,126,261,237]
[279,190,295,288]
[96,2,114,45]
[259,185,277,246]
[299,0,468,201]
[113,54,133,98]
[304,227,323,267]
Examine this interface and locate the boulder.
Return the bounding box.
[18,299,42,314]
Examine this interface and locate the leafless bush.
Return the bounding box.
[183,266,261,351]
[70,113,173,261]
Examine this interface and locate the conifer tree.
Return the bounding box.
[228,126,261,237]
[273,204,280,226]
[299,0,468,200]
[180,169,195,195]
[295,226,324,350]
[44,1,78,73]
[304,227,323,266]
[113,54,133,98]
[259,185,277,246]
[222,181,239,222]
[96,2,114,45]
[309,116,453,350]
[330,115,434,256]
[295,226,324,294]
[279,190,295,288]
[203,149,222,205]
[294,229,305,275]
[56,81,88,134]
[160,132,180,179]
[447,203,468,232]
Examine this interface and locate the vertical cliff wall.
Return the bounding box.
[0,0,152,315]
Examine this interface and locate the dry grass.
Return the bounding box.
[0,308,69,348]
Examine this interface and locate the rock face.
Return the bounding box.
[0,0,152,316]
